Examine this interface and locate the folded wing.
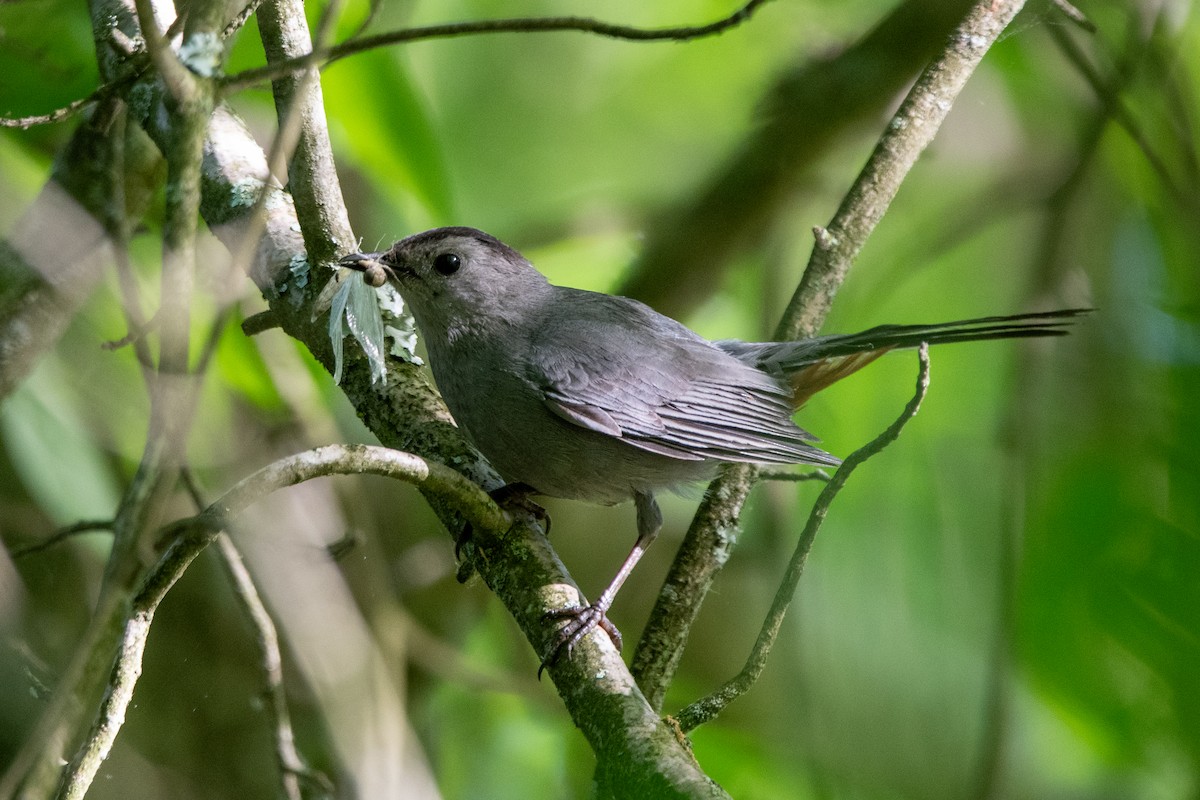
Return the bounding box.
[528,291,840,468]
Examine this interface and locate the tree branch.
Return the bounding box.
[10,521,115,559]
[0,11,168,797]
[132,0,192,103]
[224,0,268,39]
[631,0,1030,711]
[617,0,976,318]
[211,532,335,800]
[1048,20,1194,211]
[0,91,111,130]
[777,1,1027,341]
[0,2,770,128]
[207,445,508,530]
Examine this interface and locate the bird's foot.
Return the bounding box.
[538,603,623,679]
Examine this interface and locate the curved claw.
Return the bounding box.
[454,522,473,561]
[537,604,623,679]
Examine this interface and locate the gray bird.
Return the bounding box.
[340,227,1084,670]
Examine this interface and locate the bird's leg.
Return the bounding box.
[456,481,550,560]
[539,491,662,677]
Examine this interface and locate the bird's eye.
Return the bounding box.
[433,253,461,276]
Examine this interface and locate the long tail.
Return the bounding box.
[717,308,1090,406]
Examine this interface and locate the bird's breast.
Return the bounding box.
[428,341,714,506]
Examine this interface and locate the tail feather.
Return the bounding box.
[821,308,1090,354]
[786,350,890,406]
[716,308,1090,407]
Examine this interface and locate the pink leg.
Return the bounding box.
[539,491,661,677]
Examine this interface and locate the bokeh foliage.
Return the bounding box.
[1,1,1198,798]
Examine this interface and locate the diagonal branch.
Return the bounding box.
[211,532,332,800]
[631,0,1030,711]
[10,521,115,559]
[54,5,229,797]
[618,0,976,318]
[776,1,1027,341]
[0,101,162,401]
[0,91,112,130]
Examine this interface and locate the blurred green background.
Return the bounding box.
[1,0,1198,798]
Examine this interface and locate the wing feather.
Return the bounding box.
[528,290,840,468]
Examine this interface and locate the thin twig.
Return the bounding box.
[675,345,931,732]
[757,468,831,484]
[1155,31,1200,186]
[223,0,267,39]
[101,310,160,353]
[11,521,114,558]
[0,2,768,128]
[220,0,769,92]
[241,310,280,336]
[214,534,335,799]
[1050,0,1096,32]
[344,0,385,43]
[0,17,148,128]
[180,469,332,800]
[193,308,233,375]
[0,64,146,127]
[0,92,109,130]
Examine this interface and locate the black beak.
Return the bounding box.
[339,251,385,271]
[339,251,397,287]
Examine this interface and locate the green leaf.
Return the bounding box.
[0,358,120,524]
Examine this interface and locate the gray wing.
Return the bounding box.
[526,290,840,468]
